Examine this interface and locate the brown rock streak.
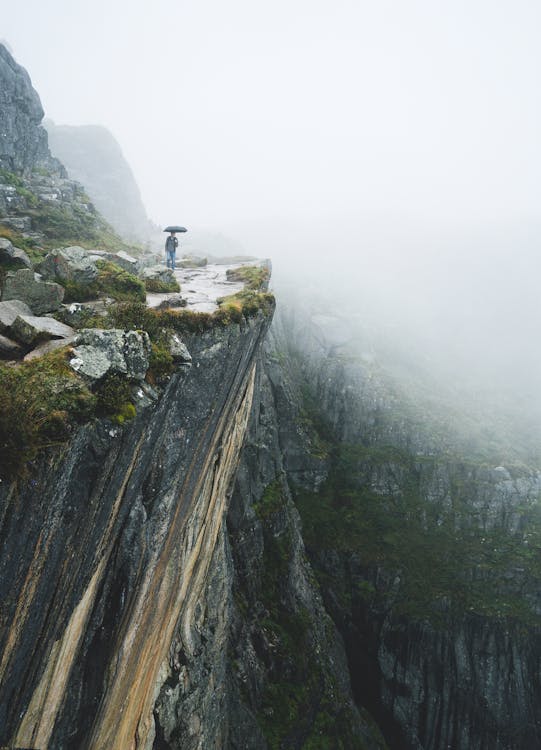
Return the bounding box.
[87,365,257,750]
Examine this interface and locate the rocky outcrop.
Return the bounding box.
[0,44,51,172]
[70,328,152,382]
[44,121,156,243]
[10,313,74,345]
[37,245,99,284]
[0,237,32,268]
[0,314,271,750]
[1,267,64,313]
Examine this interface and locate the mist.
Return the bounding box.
[3,0,541,441]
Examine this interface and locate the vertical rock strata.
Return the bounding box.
[0,316,268,749]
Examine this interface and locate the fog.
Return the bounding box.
[3,0,541,443]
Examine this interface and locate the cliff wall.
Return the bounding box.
[263,303,541,750]
[0,316,268,749]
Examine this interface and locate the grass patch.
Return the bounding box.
[250,492,373,749]
[60,260,146,304]
[143,278,181,293]
[95,373,136,424]
[0,224,40,259]
[226,264,270,290]
[254,480,287,519]
[294,440,541,626]
[0,350,95,481]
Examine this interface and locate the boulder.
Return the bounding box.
[140,265,177,284]
[103,250,139,274]
[0,332,23,358]
[0,237,32,269]
[10,314,74,345]
[1,268,64,313]
[0,299,33,332]
[178,255,207,268]
[168,333,192,365]
[155,294,187,310]
[36,245,98,285]
[0,216,33,232]
[70,328,151,382]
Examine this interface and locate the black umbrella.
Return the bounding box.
[163,225,187,233]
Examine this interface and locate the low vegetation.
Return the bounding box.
[293,399,541,626]
[226,263,270,290]
[0,349,142,480]
[0,350,95,481]
[143,278,181,294]
[61,260,146,303]
[241,480,373,749]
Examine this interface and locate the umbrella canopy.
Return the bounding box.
[163,225,187,233]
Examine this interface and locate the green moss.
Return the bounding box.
[148,342,174,382]
[111,402,136,425]
[217,290,275,319]
[0,224,40,260]
[95,373,134,418]
[60,261,146,304]
[0,350,95,480]
[254,480,286,519]
[249,478,375,749]
[226,264,270,290]
[143,278,181,293]
[294,439,541,626]
[94,260,146,302]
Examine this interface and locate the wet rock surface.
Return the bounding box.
[147,262,249,312]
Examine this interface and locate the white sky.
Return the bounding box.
[3,0,540,235]
[3,1,541,409]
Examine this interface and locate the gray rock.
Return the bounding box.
[178,255,207,268]
[10,314,74,345]
[0,216,32,232]
[155,294,187,310]
[103,250,139,274]
[70,328,151,382]
[0,237,32,269]
[168,333,192,365]
[0,44,51,172]
[0,332,23,357]
[140,265,177,284]
[0,298,32,332]
[36,246,98,285]
[1,268,64,314]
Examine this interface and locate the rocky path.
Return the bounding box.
[146,262,250,313]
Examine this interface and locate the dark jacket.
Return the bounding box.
[165,236,178,253]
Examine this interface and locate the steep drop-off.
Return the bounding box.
[0,317,269,749]
[258,302,541,750]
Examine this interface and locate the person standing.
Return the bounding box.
[165,231,178,270]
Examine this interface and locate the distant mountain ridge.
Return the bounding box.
[45,120,156,244]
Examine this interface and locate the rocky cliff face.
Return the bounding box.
[0,43,134,255]
[0,316,269,749]
[0,44,52,173]
[260,302,541,750]
[45,122,156,244]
